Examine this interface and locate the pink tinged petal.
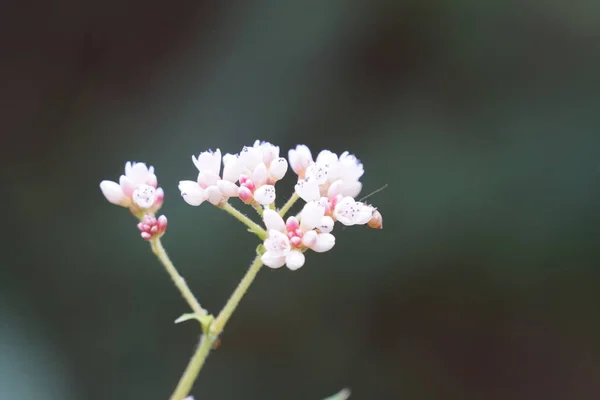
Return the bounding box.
[300,201,325,231]
[197,170,220,187]
[193,149,222,173]
[294,179,320,202]
[288,145,313,175]
[119,175,136,197]
[239,146,262,169]
[311,233,335,253]
[264,229,291,255]
[125,161,132,175]
[238,186,253,203]
[217,180,238,197]
[145,173,158,188]
[179,180,205,206]
[100,180,129,206]
[254,185,276,205]
[141,232,152,240]
[341,180,362,198]
[251,163,269,187]
[269,158,288,180]
[151,187,164,212]
[222,153,243,182]
[204,186,223,205]
[263,209,286,232]
[285,250,305,270]
[132,184,156,208]
[315,149,339,166]
[290,236,302,246]
[128,162,152,186]
[261,251,286,269]
[327,179,345,198]
[318,216,334,233]
[261,143,279,165]
[301,230,318,248]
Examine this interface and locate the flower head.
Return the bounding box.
[100,162,164,215]
[290,147,364,202]
[234,140,288,206]
[137,214,168,240]
[261,203,335,270]
[179,149,240,206]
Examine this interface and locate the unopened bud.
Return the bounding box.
[137,214,168,240]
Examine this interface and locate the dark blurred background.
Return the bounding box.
[2,1,600,399]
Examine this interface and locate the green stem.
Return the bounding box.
[168,334,215,400]
[219,202,267,239]
[278,192,299,217]
[150,238,207,317]
[252,204,264,217]
[210,253,263,335]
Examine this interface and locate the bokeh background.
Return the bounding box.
[3,1,600,399]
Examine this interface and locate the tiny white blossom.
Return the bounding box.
[179,149,239,206]
[234,140,288,206]
[261,205,336,271]
[290,146,364,202]
[100,162,164,213]
[333,196,375,226]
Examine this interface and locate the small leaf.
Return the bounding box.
[322,388,351,400]
[174,313,198,324]
[174,313,214,332]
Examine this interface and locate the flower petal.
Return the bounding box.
[294,179,320,202]
[269,158,288,181]
[127,162,152,185]
[217,180,238,197]
[222,153,243,182]
[288,145,313,176]
[204,185,223,205]
[285,250,305,270]
[263,209,286,232]
[132,184,156,208]
[318,216,334,233]
[179,180,205,206]
[300,201,325,230]
[261,251,286,269]
[119,175,136,197]
[311,233,335,253]
[193,149,222,173]
[100,180,129,206]
[254,185,276,205]
[264,229,291,255]
[251,163,269,187]
[239,145,262,169]
[198,169,220,188]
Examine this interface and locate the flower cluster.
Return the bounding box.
[100,162,164,215]
[100,141,382,270]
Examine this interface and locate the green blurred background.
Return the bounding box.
[2,1,600,399]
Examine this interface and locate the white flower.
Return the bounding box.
[261,204,335,270]
[179,149,240,206]
[100,162,164,212]
[333,197,375,226]
[234,140,288,206]
[290,146,364,202]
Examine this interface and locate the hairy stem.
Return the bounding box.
[210,253,263,335]
[150,238,207,317]
[219,202,267,239]
[278,192,299,217]
[168,334,215,400]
